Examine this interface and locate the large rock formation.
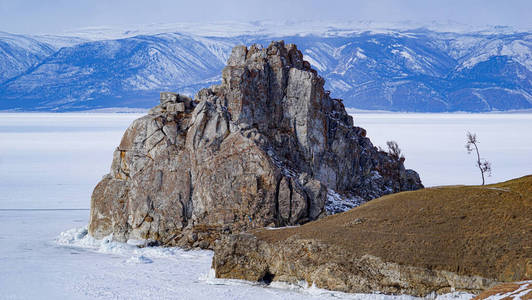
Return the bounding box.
[89,41,423,248]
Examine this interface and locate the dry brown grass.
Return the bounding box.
[254,175,532,281]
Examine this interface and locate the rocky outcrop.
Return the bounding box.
[213,175,532,296]
[89,41,422,249]
[213,234,496,296]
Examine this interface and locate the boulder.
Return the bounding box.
[89,41,423,248]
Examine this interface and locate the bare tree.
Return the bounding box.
[465,132,492,185]
[386,141,405,162]
[384,141,405,192]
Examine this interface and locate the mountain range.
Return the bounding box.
[1,22,532,112]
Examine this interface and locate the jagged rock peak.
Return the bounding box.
[197,40,422,196]
[88,41,423,249]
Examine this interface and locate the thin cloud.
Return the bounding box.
[1,0,531,34]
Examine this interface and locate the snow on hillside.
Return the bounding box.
[456,34,532,71]
[1,22,532,112]
[0,33,239,111]
[29,34,89,49]
[0,31,56,82]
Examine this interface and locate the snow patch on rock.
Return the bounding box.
[326,189,364,214]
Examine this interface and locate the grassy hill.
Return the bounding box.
[255,175,532,282]
[255,175,532,281]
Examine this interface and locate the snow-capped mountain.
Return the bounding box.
[0,33,239,110]
[1,23,532,112]
[295,30,532,111]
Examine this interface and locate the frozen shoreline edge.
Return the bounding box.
[56,226,475,300]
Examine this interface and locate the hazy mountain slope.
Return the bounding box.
[1,28,532,111]
[446,55,532,111]
[0,32,57,83]
[29,34,89,49]
[0,33,238,111]
[295,31,532,111]
[285,33,458,111]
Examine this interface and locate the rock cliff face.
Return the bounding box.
[89,41,423,248]
[214,234,496,296]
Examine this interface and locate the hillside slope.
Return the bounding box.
[0,31,56,83]
[213,175,532,296]
[0,33,237,111]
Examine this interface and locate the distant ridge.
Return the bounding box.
[1,22,532,112]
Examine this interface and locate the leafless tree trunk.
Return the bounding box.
[465,132,492,185]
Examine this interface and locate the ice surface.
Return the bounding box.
[0,113,142,209]
[0,211,475,299]
[1,112,529,299]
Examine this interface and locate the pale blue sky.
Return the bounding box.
[1,0,532,34]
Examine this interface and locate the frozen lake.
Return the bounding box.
[1,113,530,209]
[0,113,139,210]
[1,112,530,299]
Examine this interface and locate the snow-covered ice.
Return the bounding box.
[0,210,475,299]
[2,112,530,299]
[0,113,142,209]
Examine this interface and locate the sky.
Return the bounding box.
[1,0,532,35]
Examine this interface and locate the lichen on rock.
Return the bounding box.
[89,41,423,249]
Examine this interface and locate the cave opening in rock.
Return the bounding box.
[259,270,275,285]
